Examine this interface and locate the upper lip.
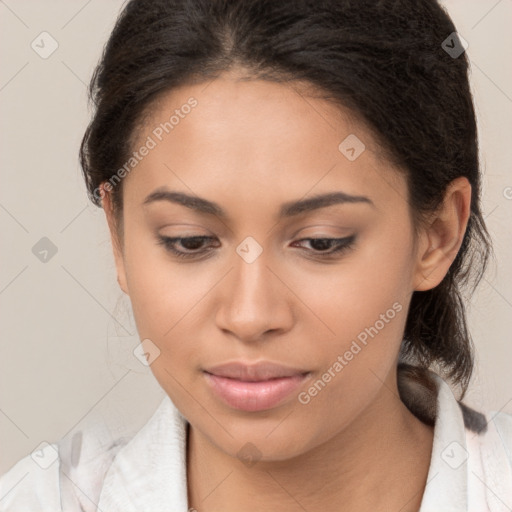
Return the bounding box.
[204,361,310,381]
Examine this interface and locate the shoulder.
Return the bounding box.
[0,397,176,512]
[469,409,512,509]
[0,430,130,512]
[0,443,61,512]
[485,410,512,464]
[491,410,512,441]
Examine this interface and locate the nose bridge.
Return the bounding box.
[229,241,274,312]
[215,240,289,339]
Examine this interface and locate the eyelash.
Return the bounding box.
[156,235,356,260]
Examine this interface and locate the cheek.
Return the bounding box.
[123,242,210,408]
[121,226,225,388]
[122,224,203,331]
[123,212,414,374]
[293,225,414,402]
[297,223,414,348]
[293,258,412,446]
[123,211,415,360]
[116,213,416,458]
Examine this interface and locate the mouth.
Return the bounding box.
[203,361,311,412]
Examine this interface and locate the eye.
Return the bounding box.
[157,235,356,260]
[156,236,218,259]
[291,235,356,257]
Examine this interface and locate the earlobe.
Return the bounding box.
[101,184,129,295]
[413,177,472,292]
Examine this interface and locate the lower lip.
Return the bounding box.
[204,372,309,412]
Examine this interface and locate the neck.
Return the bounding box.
[187,372,434,512]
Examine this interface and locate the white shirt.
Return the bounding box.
[1,372,511,512]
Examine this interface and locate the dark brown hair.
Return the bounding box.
[79,0,493,429]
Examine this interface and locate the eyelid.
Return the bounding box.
[289,223,354,238]
[292,234,356,255]
[156,233,356,260]
[156,235,218,260]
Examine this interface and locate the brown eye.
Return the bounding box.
[292,235,356,257]
[156,236,218,259]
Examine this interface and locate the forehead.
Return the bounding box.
[123,75,406,215]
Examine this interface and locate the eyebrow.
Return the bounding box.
[143,187,374,219]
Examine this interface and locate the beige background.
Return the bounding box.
[0,0,511,475]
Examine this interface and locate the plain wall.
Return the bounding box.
[1,0,511,475]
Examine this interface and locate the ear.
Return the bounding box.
[100,184,129,295]
[413,176,472,292]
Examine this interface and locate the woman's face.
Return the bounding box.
[104,74,429,461]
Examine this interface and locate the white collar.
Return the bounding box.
[418,373,468,511]
[97,374,473,511]
[97,392,189,511]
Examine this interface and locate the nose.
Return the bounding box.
[214,247,294,344]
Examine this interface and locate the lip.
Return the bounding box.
[203,361,310,412]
